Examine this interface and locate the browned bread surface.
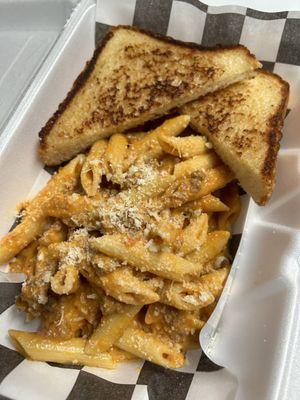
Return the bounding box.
[39,25,261,165]
[180,70,289,205]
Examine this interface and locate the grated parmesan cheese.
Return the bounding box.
[43,271,52,283]
[37,293,48,305]
[183,295,198,306]
[199,291,211,303]
[37,251,44,262]
[86,294,98,300]
[64,246,85,265]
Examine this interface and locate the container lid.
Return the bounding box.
[0,0,79,135]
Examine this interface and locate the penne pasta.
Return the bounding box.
[91,234,203,281]
[158,155,177,174]
[42,193,106,230]
[27,154,85,214]
[160,268,229,311]
[116,325,185,369]
[85,305,141,354]
[162,165,234,209]
[180,213,208,255]
[133,173,175,200]
[218,182,242,230]
[125,115,190,167]
[0,217,49,267]
[187,231,230,265]
[40,283,101,339]
[158,135,207,158]
[0,155,84,264]
[91,253,121,273]
[81,139,107,197]
[16,222,67,317]
[9,330,117,369]
[145,303,204,347]
[1,115,241,371]
[174,153,220,177]
[100,267,160,304]
[106,134,128,179]
[125,131,148,142]
[160,281,214,311]
[193,165,235,199]
[9,241,38,275]
[199,267,229,297]
[150,218,183,250]
[180,195,230,213]
[51,264,80,295]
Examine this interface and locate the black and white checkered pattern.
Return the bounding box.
[1,0,300,399]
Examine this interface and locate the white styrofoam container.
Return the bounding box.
[0,0,79,134]
[0,1,300,399]
[0,0,95,233]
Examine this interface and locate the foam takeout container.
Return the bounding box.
[0,1,300,399]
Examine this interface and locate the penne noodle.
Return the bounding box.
[145,304,204,345]
[133,173,175,200]
[160,268,229,311]
[158,135,207,158]
[199,267,229,297]
[218,183,242,230]
[0,155,85,264]
[38,221,68,247]
[51,264,80,295]
[158,155,177,174]
[181,334,202,351]
[100,267,159,304]
[9,240,38,275]
[91,253,121,273]
[126,131,148,142]
[208,214,219,232]
[116,325,185,369]
[180,214,208,255]
[19,222,67,316]
[160,281,214,311]
[125,115,190,167]
[79,262,104,289]
[27,154,85,215]
[162,165,234,209]
[109,347,138,362]
[187,231,230,265]
[49,230,90,295]
[106,133,128,178]
[150,224,182,250]
[192,165,235,199]
[90,234,202,281]
[174,153,220,177]
[85,305,141,354]
[81,139,107,197]
[42,192,109,230]
[180,195,230,213]
[9,330,117,369]
[0,217,49,267]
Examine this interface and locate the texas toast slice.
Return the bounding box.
[180,70,289,205]
[39,25,261,165]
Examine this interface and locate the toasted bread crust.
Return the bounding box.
[181,70,289,204]
[39,25,259,153]
[39,28,116,146]
[261,71,289,182]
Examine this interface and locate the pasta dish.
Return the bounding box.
[0,115,240,369]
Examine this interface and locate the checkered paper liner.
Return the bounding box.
[0,0,300,399]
